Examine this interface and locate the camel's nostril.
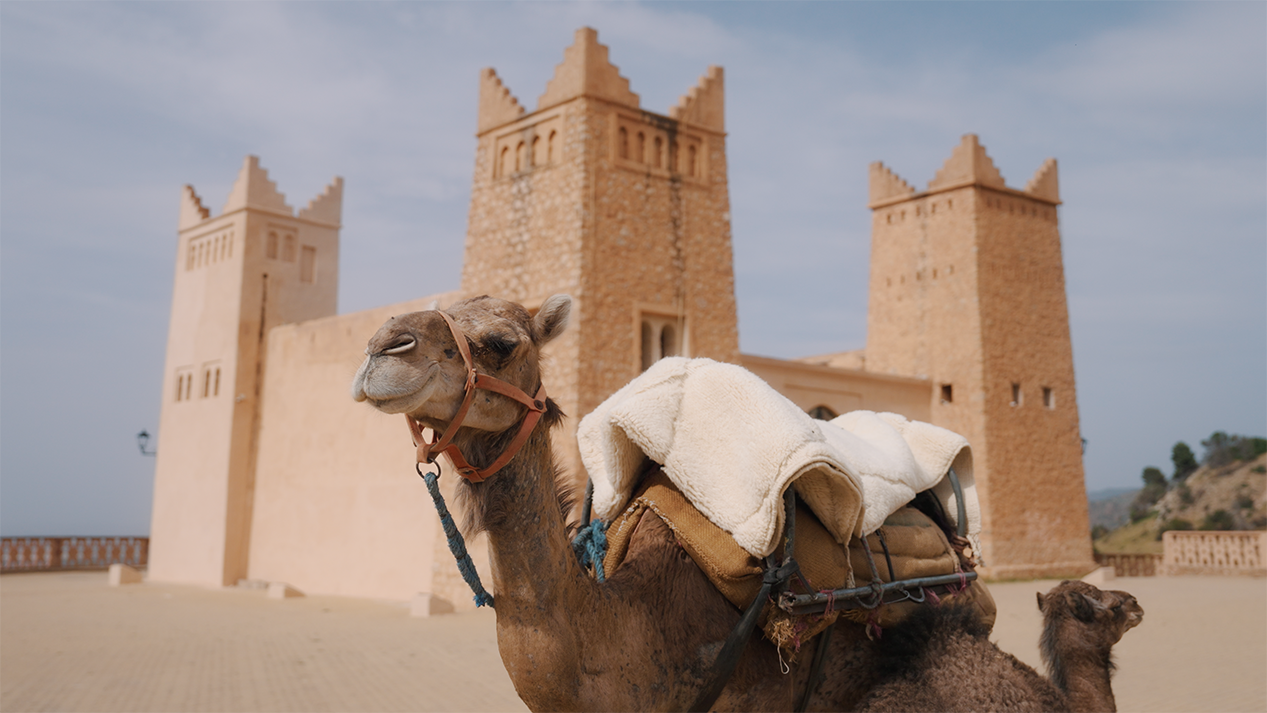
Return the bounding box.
[383,338,416,355]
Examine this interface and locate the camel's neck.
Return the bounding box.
[1043,632,1118,713]
[457,422,593,612]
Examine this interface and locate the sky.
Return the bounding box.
[1,1,1263,536]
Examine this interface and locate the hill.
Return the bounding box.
[1093,452,1266,554]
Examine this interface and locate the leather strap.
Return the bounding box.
[405,310,547,483]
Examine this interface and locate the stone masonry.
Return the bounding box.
[867,135,1095,578]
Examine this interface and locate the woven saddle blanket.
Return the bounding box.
[601,468,996,653]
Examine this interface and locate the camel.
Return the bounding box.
[856,580,1143,713]
[351,294,887,711]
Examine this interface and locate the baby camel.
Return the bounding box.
[857,580,1143,713]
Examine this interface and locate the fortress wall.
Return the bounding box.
[247,292,495,605]
[740,354,931,421]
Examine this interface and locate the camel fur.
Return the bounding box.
[856,580,1143,713]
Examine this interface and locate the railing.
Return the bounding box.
[1,537,148,573]
[1094,552,1163,577]
[1163,531,1266,576]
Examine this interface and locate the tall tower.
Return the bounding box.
[149,156,342,586]
[461,28,740,474]
[866,135,1095,579]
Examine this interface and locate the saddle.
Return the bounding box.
[600,468,996,656]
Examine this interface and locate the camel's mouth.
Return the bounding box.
[352,357,440,415]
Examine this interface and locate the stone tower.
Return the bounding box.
[866,135,1095,579]
[148,156,343,586]
[461,27,740,474]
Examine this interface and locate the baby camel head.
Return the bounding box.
[1037,579,1144,693]
[351,294,571,434]
[1037,580,1144,647]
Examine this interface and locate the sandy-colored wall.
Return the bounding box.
[151,178,342,588]
[974,189,1092,578]
[741,354,931,422]
[247,293,498,606]
[149,212,247,586]
[865,151,1095,578]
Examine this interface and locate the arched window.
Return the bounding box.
[267,231,279,259]
[175,375,183,402]
[807,405,838,421]
[637,132,646,163]
[618,127,628,159]
[516,141,525,173]
[670,142,679,172]
[660,323,677,359]
[531,136,541,167]
[653,137,663,168]
[500,146,510,177]
[203,370,211,398]
[688,145,698,177]
[213,368,221,397]
[548,130,556,163]
[186,244,195,271]
[283,234,296,262]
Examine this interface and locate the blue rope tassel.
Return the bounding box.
[572,519,609,583]
[419,466,494,608]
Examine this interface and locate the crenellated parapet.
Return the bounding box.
[868,162,916,208]
[179,185,211,231]
[669,65,724,132]
[222,155,293,216]
[928,134,1006,192]
[1024,158,1060,204]
[298,176,344,227]
[478,68,526,135]
[870,135,1061,208]
[537,27,639,111]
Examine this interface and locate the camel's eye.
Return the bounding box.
[484,332,517,356]
[383,337,416,355]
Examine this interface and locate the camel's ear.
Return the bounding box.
[1036,592,1046,613]
[534,294,571,345]
[1070,591,1105,622]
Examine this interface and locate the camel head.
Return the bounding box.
[1038,580,1150,694]
[352,294,571,434]
[1037,580,1144,651]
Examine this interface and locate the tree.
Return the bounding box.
[1142,467,1166,488]
[1172,441,1198,481]
[1201,510,1236,531]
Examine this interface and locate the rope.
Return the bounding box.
[572,519,609,583]
[417,464,494,608]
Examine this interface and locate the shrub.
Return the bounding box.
[1157,518,1194,539]
[1201,509,1236,531]
[1177,483,1194,506]
[1236,494,1255,510]
[1091,524,1109,540]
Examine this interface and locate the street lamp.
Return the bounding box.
[137,430,157,456]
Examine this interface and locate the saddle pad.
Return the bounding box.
[602,469,982,619]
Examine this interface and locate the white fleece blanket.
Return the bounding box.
[578,357,980,558]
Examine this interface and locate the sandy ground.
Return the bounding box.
[2,571,1263,712]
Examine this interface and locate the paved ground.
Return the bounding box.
[2,571,1264,712]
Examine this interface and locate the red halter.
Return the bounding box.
[405,310,547,483]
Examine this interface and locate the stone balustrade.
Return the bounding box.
[1,537,148,573]
[1163,531,1266,576]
